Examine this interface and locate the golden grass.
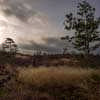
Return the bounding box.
[1,66,100,100]
[17,67,99,87]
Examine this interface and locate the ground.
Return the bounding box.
[0,53,100,100]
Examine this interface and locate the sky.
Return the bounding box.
[0,0,100,54]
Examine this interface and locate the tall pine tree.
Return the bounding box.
[62,0,100,54]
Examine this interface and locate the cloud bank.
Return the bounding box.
[0,0,65,53]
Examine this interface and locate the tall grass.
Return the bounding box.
[1,66,100,100]
[16,67,100,99]
[18,67,95,86]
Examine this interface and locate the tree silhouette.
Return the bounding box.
[62,0,100,54]
[2,38,18,54]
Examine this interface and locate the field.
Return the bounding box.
[0,53,100,100]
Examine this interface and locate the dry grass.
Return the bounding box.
[1,66,100,100]
[17,67,95,86]
[16,67,100,99]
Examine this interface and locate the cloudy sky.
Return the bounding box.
[0,0,100,54]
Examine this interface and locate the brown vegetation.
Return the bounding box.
[0,53,100,100]
[0,65,100,100]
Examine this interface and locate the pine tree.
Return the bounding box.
[62,0,100,54]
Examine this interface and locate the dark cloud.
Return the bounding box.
[43,37,66,48]
[19,37,66,53]
[0,0,37,21]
